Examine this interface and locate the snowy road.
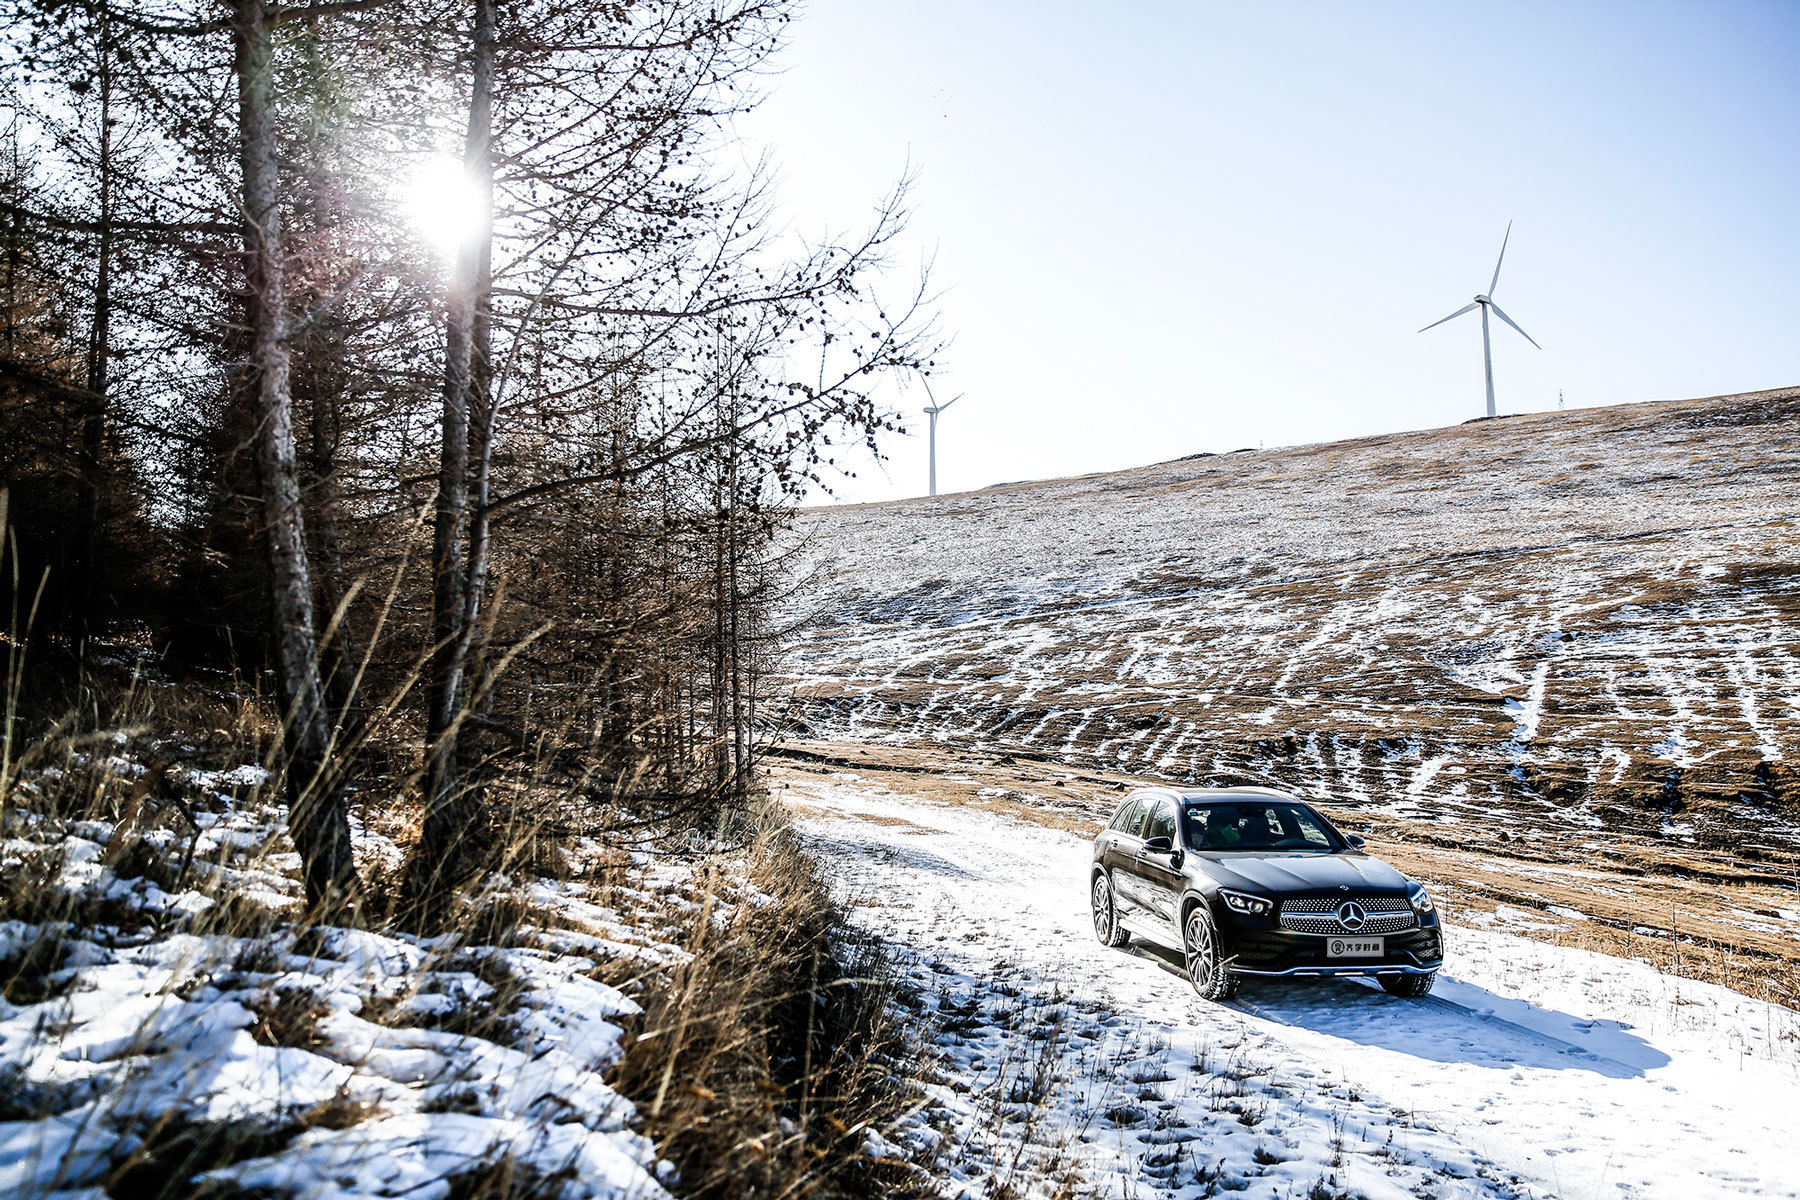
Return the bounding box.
[786,773,1800,1200]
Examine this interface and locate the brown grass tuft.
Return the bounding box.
[246,985,334,1052]
[610,816,928,1200]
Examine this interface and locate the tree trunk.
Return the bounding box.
[454,192,495,783]
[302,315,360,734]
[727,484,746,807]
[2,125,17,356]
[235,0,357,908]
[421,0,496,883]
[711,490,728,799]
[292,38,363,741]
[76,12,113,652]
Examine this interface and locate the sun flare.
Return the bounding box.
[403,157,487,255]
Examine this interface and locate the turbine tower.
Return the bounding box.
[1420,221,1541,418]
[921,379,962,497]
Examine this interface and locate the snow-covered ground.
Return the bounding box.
[0,920,668,1199]
[0,756,686,1200]
[787,771,1800,1200]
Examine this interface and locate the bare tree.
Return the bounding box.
[232,0,359,904]
[420,0,495,886]
[4,0,935,902]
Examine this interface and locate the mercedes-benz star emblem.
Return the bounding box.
[1335,901,1368,932]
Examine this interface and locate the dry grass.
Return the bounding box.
[1,656,945,1200]
[245,985,336,1052]
[442,1155,570,1200]
[609,814,930,1200]
[104,1114,303,1200]
[956,1000,1087,1200]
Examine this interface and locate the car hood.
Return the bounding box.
[1193,851,1409,896]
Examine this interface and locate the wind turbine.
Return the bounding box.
[921,378,963,497]
[1420,221,1541,418]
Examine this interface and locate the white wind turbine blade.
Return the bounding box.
[1487,301,1540,349]
[933,393,964,414]
[920,378,948,415]
[1418,302,1479,333]
[1488,220,1513,297]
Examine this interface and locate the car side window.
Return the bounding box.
[1144,799,1177,843]
[1109,798,1143,833]
[1122,796,1156,838]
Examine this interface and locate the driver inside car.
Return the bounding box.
[1232,808,1278,848]
[1198,806,1243,848]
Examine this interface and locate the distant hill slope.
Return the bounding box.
[773,387,1800,865]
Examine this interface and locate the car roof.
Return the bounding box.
[1179,786,1302,802]
[1125,785,1304,804]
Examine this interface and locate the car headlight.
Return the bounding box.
[1218,888,1272,916]
[1408,886,1435,915]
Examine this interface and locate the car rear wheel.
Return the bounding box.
[1184,906,1240,1000]
[1091,873,1130,947]
[1378,972,1436,998]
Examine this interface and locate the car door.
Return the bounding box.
[1133,796,1185,945]
[1100,795,1151,917]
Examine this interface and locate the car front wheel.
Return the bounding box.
[1091,873,1130,947]
[1184,905,1240,1000]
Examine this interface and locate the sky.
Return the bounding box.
[733,1,1800,505]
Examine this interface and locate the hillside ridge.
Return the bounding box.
[816,384,1799,511]
[775,384,1800,876]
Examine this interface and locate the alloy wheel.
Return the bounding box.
[1185,911,1215,988]
[1092,874,1130,946]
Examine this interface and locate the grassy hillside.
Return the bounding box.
[775,387,1800,873]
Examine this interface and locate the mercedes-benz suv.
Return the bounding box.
[1090,786,1443,999]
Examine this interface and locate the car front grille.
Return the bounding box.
[1281,896,1411,913]
[1227,925,1443,971]
[1278,895,1417,935]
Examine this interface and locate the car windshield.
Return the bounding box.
[1182,800,1340,852]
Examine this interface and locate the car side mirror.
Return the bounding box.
[1143,836,1174,854]
[1345,833,1366,850]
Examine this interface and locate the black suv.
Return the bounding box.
[1090,786,1442,999]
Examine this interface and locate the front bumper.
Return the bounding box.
[1221,921,1443,977]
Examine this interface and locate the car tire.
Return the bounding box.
[1183,905,1240,1000]
[1091,873,1130,947]
[1378,972,1436,998]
